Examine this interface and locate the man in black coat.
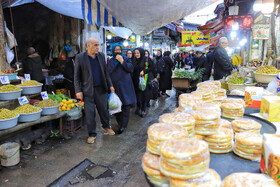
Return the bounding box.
[24,47,45,83]
[205,47,214,80]
[195,51,208,81]
[213,37,234,80]
[74,38,115,144]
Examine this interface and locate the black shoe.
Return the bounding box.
[140,111,146,118]
[116,127,125,134]
[165,93,170,97]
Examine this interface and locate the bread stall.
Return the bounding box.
[141,80,279,186]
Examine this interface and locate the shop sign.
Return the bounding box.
[165,24,176,32]
[153,29,166,37]
[181,31,210,45]
[251,40,259,50]
[253,24,270,40]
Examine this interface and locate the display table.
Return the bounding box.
[251,113,280,134]
[0,111,66,138]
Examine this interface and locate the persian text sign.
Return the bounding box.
[181,31,210,45]
[253,24,270,40]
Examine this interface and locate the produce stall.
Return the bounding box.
[141,80,279,186]
[172,68,204,95]
[0,79,84,141]
[225,65,280,96]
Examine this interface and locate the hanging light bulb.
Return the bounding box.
[253,0,262,11]
[139,41,143,46]
[261,0,274,14]
[230,31,237,38]
[232,22,239,31]
[144,42,149,47]
[107,34,112,40]
[131,35,136,40]
[239,38,248,46]
[123,40,129,47]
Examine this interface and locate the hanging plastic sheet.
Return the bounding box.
[36,0,83,19]
[98,0,220,35]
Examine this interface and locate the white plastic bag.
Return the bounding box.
[108,93,122,115]
[139,76,146,91]
[5,44,14,64]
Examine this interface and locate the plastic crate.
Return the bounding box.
[62,117,82,134]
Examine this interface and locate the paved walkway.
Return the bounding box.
[0,91,176,187]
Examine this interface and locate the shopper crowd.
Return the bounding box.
[73,37,232,143]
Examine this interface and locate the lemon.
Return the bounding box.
[62,99,67,103]
[62,106,66,111]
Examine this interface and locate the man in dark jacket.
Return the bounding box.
[24,47,44,83]
[74,37,115,143]
[213,37,234,80]
[195,51,208,81]
[205,47,215,80]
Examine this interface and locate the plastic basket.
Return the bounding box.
[62,117,82,134]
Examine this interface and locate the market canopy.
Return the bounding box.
[3,0,220,35]
[92,0,221,35]
[82,0,122,27]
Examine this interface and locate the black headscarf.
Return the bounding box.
[145,50,150,57]
[126,49,134,59]
[163,51,171,57]
[156,51,162,60]
[134,47,145,63]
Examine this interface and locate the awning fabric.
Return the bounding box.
[198,16,224,35]
[102,26,132,39]
[198,3,224,35]
[1,0,34,8]
[82,0,122,27]
[2,0,84,19]
[98,0,220,35]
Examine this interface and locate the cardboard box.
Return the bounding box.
[260,134,280,185]
[260,96,280,122]
[244,86,264,108]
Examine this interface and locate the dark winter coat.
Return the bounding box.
[107,56,137,106]
[74,52,113,97]
[132,48,155,103]
[195,55,209,81]
[206,51,214,76]
[184,56,193,69]
[213,46,234,80]
[174,53,184,68]
[24,53,45,82]
[159,56,174,91]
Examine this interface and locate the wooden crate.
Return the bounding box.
[172,78,190,88]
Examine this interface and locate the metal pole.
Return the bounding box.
[0,3,6,71]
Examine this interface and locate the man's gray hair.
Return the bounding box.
[86,38,98,46]
[219,37,228,43]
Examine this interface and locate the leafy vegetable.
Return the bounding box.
[173,68,205,80]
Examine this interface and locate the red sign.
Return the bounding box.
[225,15,253,31]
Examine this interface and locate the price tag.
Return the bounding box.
[18,96,29,105]
[0,76,10,84]
[41,91,49,100]
[24,74,31,80]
